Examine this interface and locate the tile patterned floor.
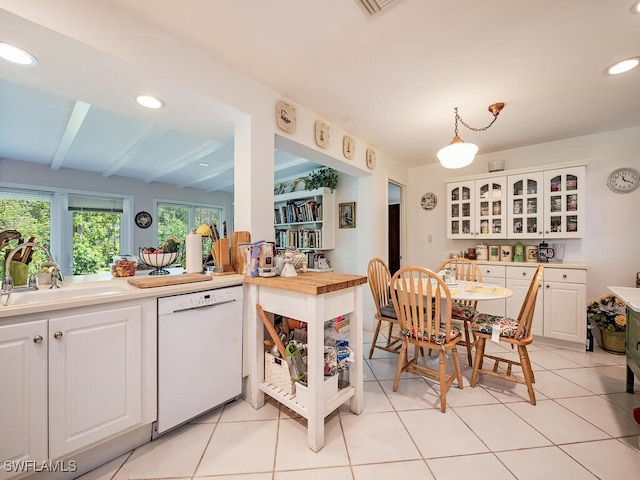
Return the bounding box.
[79,334,640,480]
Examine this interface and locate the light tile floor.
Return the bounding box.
[79,334,640,480]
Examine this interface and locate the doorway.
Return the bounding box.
[388,182,402,275]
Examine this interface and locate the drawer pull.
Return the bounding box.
[563,274,567,278]
[33,335,43,344]
[523,272,527,276]
[53,331,63,340]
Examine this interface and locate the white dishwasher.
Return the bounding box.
[154,285,243,437]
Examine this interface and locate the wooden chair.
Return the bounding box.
[390,266,463,412]
[367,258,402,358]
[470,265,544,405]
[436,258,483,367]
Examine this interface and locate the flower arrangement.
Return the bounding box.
[587,294,626,332]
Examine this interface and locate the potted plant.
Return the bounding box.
[304,167,338,193]
[587,294,627,354]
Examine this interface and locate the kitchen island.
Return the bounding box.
[244,272,367,452]
[607,286,640,394]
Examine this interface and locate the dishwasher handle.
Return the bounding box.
[168,297,237,314]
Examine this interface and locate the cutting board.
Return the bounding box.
[127,273,212,288]
[231,231,251,274]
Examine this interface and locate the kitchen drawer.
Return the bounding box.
[506,266,537,280]
[544,268,587,284]
[479,265,505,279]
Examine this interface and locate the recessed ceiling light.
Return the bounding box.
[606,57,640,75]
[135,94,165,109]
[0,42,38,67]
[632,0,640,14]
[199,162,209,167]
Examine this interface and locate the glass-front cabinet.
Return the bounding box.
[543,166,585,238]
[447,177,507,239]
[447,181,474,239]
[475,177,507,239]
[508,172,544,238]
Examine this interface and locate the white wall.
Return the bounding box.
[407,126,640,301]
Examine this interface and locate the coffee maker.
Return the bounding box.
[537,241,555,263]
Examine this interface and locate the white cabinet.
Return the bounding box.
[478,264,507,316]
[48,305,143,459]
[504,265,587,345]
[447,177,507,239]
[0,320,48,477]
[274,187,335,251]
[448,162,587,240]
[1,300,153,475]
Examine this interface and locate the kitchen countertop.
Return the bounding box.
[475,261,590,269]
[0,268,244,319]
[607,286,640,312]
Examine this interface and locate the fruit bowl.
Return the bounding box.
[138,248,179,275]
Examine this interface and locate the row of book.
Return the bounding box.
[274,200,323,225]
[275,228,323,249]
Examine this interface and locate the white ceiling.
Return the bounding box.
[1,1,639,192]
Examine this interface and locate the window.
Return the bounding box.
[156,201,224,259]
[0,187,52,275]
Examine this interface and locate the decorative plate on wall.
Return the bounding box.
[343,135,355,160]
[366,148,376,170]
[315,121,330,148]
[276,100,296,133]
[135,211,152,229]
[420,192,437,210]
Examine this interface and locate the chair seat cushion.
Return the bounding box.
[402,323,461,344]
[451,302,478,320]
[471,313,522,338]
[380,303,397,319]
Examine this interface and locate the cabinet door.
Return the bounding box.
[0,320,48,473]
[475,177,507,238]
[506,270,543,337]
[507,172,544,238]
[543,166,585,238]
[48,306,143,459]
[447,181,475,239]
[543,281,587,343]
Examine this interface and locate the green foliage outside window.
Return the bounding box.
[72,212,121,274]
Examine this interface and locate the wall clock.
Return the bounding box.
[135,211,152,229]
[315,121,330,148]
[420,192,437,210]
[276,100,296,133]
[607,167,640,193]
[366,148,376,170]
[343,135,355,160]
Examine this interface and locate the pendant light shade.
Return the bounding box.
[438,103,504,169]
[437,135,478,169]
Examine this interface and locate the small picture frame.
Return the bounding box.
[339,202,356,229]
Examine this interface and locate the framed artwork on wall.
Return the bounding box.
[339,202,356,228]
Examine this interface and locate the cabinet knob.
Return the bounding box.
[563,274,567,278]
[546,284,550,288]
[545,231,549,234]
[53,331,63,340]
[522,272,527,276]
[33,335,43,344]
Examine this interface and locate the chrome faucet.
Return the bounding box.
[1,242,62,306]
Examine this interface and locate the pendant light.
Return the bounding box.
[437,103,505,169]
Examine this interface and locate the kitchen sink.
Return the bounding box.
[6,282,134,305]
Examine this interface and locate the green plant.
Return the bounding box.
[304,167,338,193]
[587,294,626,332]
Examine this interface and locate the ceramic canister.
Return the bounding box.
[475,242,488,260]
[500,245,513,262]
[525,245,538,263]
[489,245,500,262]
[513,241,525,262]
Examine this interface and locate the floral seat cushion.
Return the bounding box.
[451,302,478,320]
[402,323,461,343]
[471,313,522,339]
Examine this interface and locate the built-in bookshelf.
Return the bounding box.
[274,187,335,252]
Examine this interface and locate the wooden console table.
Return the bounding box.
[244,272,367,452]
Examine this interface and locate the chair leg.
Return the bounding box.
[392,341,408,392]
[462,320,473,367]
[438,349,447,412]
[451,346,463,390]
[385,321,394,347]
[470,337,486,387]
[520,344,536,383]
[369,319,383,358]
[518,345,536,405]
